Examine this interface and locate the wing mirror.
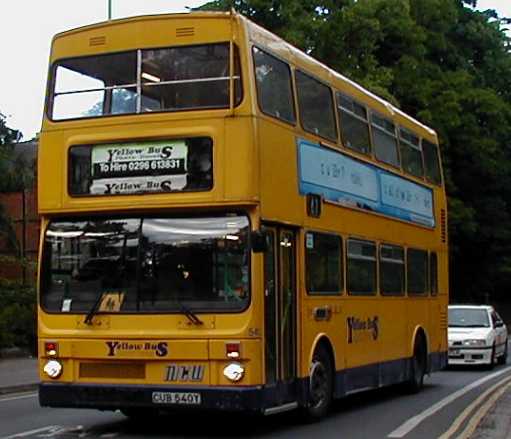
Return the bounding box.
[251,230,270,253]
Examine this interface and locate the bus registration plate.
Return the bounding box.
[152,391,201,405]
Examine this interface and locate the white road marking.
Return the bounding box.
[387,365,511,438]
[0,392,38,403]
[39,425,84,438]
[0,426,60,439]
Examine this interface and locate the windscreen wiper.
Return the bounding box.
[84,291,104,325]
[178,302,203,326]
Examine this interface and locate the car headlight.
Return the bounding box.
[462,339,487,347]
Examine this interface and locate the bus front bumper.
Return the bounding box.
[39,382,288,413]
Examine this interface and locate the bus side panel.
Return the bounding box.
[38,131,64,211]
[258,118,302,224]
[224,117,258,201]
[377,297,408,384]
[343,298,381,391]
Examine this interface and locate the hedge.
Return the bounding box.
[0,279,36,353]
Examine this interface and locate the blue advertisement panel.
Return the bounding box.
[297,139,435,227]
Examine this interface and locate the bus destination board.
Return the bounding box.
[89,140,188,195]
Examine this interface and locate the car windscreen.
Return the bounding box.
[448,308,490,328]
[41,215,250,314]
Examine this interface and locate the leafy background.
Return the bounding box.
[198,0,511,304]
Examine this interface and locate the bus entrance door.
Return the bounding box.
[263,226,297,405]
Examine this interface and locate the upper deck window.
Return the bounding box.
[295,71,337,142]
[422,139,442,185]
[399,128,424,178]
[372,113,399,167]
[50,43,242,120]
[337,93,371,155]
[253,47,295,124]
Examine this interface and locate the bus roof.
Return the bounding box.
[51,11,232,41]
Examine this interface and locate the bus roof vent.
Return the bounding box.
[440,209,447,243]
[89,36,106,46]
[176,27,195,37]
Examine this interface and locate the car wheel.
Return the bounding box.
[488,344,497,369]
[405,336,427,393]
[498,340,508,365]
[302,344,333,422]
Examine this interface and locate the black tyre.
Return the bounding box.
[488,344,497,369]
[120,408,158,421]
[498,340,508,365]
[405,336,427,393]
[302,344,333,421]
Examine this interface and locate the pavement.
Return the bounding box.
[0,356,39,395]
[0,357,510,438]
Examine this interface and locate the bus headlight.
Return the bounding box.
[43,360,63,379]
[223,363,245,382]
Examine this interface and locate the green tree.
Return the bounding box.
[0,112,23,253]
[199,0,511,302]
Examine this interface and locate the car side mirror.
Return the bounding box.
[496,321,505,328]
[251,230,270,253]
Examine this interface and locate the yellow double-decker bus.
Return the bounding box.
[38,11,448,419]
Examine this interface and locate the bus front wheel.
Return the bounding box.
[303,344,333,421]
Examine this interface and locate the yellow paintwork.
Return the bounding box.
[38,12,448,393]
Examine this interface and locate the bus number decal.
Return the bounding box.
[165,364,205,382]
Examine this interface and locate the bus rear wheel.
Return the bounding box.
[303,344,333,421]
[405,336,427,393]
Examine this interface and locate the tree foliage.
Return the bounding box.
[200,0,511,302]
[0,112,21,146]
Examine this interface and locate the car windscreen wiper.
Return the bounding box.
[177,302,203,326]
[84,291,105,325]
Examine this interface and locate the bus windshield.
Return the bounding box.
[50,42,242,120]
[41,215,250,313]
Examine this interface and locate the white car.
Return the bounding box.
[448,305,508,367]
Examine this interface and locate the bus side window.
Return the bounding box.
[305,232,343,295]
[407,248,428,296]
[371,113,399,167]
[380,244,405,296]
[430,252,438,296]
[295,70,337,142]
[347,239,377,296]
[399,128,424,178]
[337,93,371,155]
[252,47,295,124]
[422,139,442,185]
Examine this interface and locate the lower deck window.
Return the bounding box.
[305,232,342,295]
[380,244,405,296]
[407,248,428,295]
[347,239,376,295]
